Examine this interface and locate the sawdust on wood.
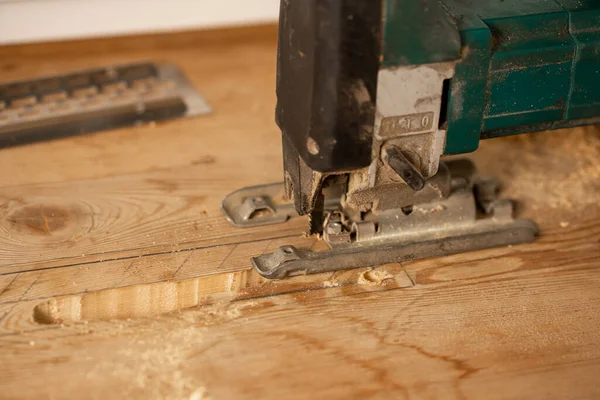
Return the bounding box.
[85,322,207,399]
[81,302,248,399]
[473,127,600,212]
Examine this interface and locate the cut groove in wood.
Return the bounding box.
[29,264,413,325]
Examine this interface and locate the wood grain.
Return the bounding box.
[0,25,599,400]
[0,168,307,273]
[1,257,599,400]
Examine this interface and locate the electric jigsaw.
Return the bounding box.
[223,0,600,279]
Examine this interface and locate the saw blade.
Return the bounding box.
[308,193,326,236]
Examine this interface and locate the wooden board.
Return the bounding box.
[0,25,599,400]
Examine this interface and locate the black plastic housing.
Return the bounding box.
[275,0,382,173]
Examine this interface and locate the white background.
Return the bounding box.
[0,0,280,45]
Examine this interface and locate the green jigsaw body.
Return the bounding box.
[230,0,579,277]
[383,0,600,155]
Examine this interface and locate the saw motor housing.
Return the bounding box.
[277,0,600,227]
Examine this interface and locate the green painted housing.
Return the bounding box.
[383,0,600,155]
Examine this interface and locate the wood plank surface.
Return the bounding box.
[0,25,599,400]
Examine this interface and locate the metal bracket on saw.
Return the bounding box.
[221,183,296,227]
[221,160,538,279]
[253,221,536,279]
[221,183,340,227]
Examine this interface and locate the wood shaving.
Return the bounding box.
[414,204,446,214]
[357,268,394,286]
[189,387,211,400]
[322,280,339,288]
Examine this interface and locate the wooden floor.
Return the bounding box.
[0,25,599,400]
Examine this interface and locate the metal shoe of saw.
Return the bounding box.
[223,0,600,279]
